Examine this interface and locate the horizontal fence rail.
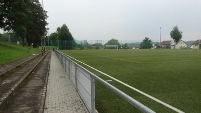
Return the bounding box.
[55,50,155,113]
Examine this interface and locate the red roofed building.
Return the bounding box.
[159,40,171,49]
[192,39,201,49]
[159,40,188,49]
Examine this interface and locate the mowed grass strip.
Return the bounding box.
[0,42,41,65]
[62,49,201,113]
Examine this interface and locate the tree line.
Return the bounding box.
[0,0,48,48]
[140,26,183,49]
[48,24,76,50]
[102,26,183,49]
[47,25,182,50]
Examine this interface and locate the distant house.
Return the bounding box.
[159,40,187,49]
[170,40,176,49]
[192,39,201,49]
[152,44,156,49]
[159,40,171,49]
[171,40,187,49]
[155,43,159,48]
[133,45,141,49]
[185,41,195,49]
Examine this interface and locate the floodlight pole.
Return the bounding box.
[41,0,45,47]
[160,27,161,44]
[42,0,43,8]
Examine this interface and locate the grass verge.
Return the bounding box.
[0,42,40,65]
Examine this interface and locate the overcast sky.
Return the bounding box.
[5,0,201,42]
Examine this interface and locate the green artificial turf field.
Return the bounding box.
[61,49,201,113]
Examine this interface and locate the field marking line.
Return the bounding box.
[63,53,185,113]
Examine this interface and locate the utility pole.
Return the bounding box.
[42,0,43,8]
[42,0,49,47]
[42,0,45,47]
[160,27,161,47]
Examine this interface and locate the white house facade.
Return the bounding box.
[175,40,187,49]
[171,40,187,49]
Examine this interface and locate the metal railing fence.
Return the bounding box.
[55,50,155,113]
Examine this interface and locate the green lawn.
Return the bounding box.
[0,42,41,65]
[61,49,201,113]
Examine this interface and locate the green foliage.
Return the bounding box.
[0,0,30,45]
[0,0,48,47]
[58,40,76,50]
[140,37,152,49]
[49,32,58,40]
[0,33,9,38]
[170,26,182,43]
[58,24,73,40]
[56,24,75,49]
[123,43,128,49]
[0,42,40,65]
[49,32,58,46]
[47,24,76,49]
[0,32,21,43]
[105,39,120,46]
[26,0,48,48]
[57,27,61,33]
[92,43,103,49]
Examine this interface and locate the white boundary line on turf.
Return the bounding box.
[64,52,185,113]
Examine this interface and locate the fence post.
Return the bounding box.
[91,75,95,113]
[64,56,66,72]
[61,54,63,66]
[62,54,64,68]
[58,52,60,61]
[58,53,60,61]
[75,64,78,92]
[60,54,62,65]
[68,59,71,78]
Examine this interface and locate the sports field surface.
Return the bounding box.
[61,49,201,113]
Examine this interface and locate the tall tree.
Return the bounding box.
[0,0,48,47]
[56,27,61,34]
[105,39,120,46]
[58,24,74,40]
[0,0,30,46]
[49,32,58,40]
[26,0,48,47]
[57,24,75,49]
[140,37,152,49]
[123,43,128,49]
[49,32,58,46]
[170,26,182,43]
